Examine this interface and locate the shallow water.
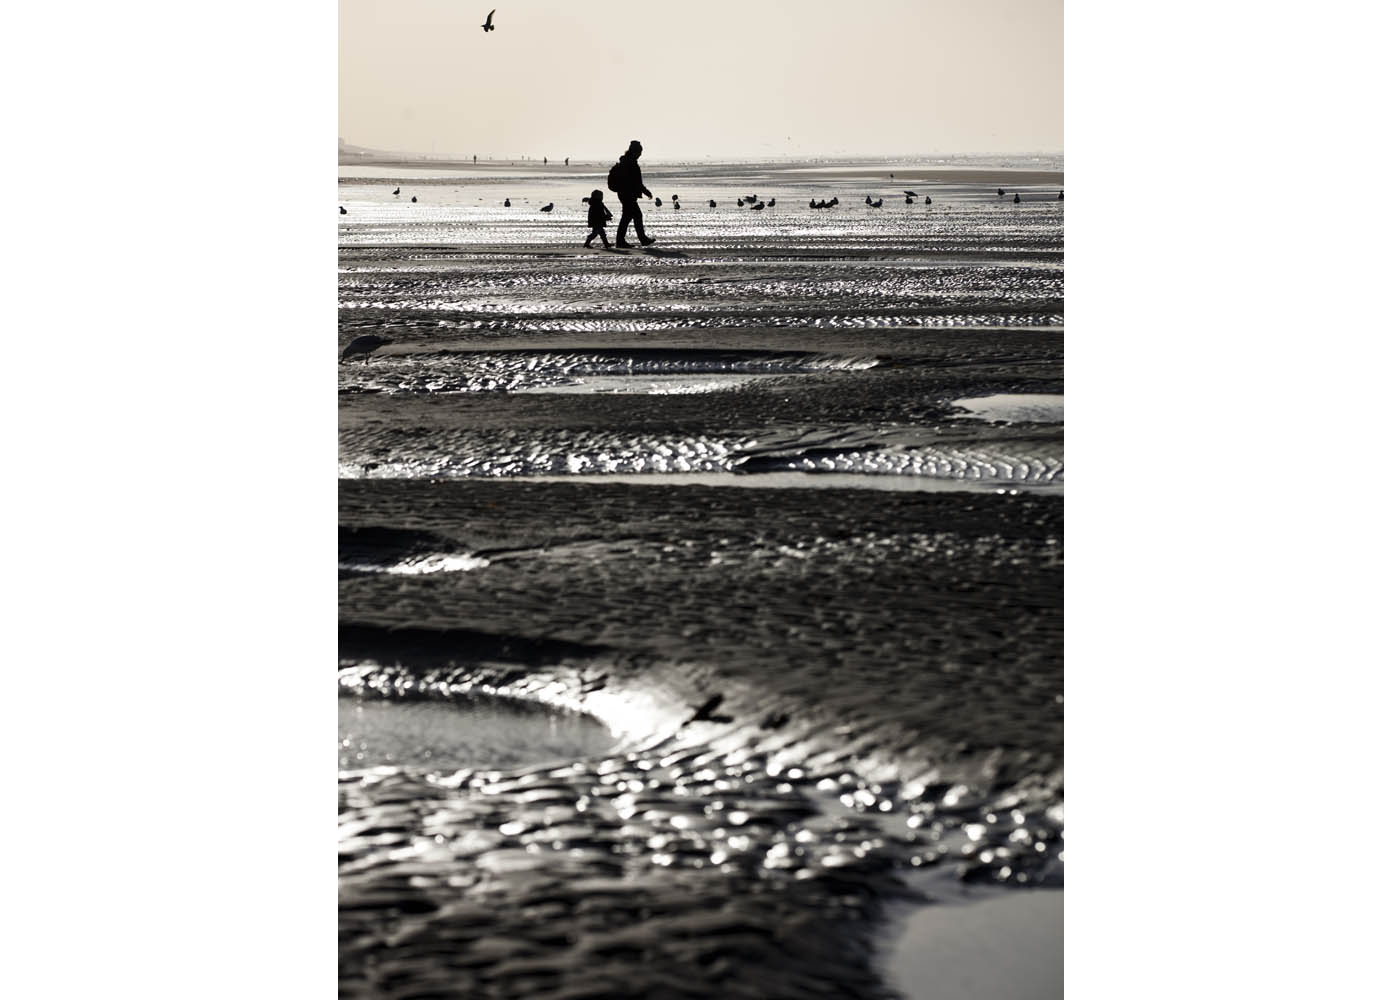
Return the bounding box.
[338,695,616,770]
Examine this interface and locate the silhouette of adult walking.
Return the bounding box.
[608,139,655,247]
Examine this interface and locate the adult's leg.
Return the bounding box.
[617,199,639,244]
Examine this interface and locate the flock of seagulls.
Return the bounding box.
[342,185,1060,217]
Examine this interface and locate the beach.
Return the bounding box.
[339,157,1063,999]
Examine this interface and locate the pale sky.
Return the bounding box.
[339,0,1062,160]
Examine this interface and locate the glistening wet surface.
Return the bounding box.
[339,158,1063,999]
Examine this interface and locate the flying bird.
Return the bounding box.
[541,202,554,212]
[481,9,495,32]
[925,195,931,205]
[903,190,918,197]
[341,334,392,365]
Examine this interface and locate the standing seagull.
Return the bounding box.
[411,195,418,202]
[708,199,717,208]
[1058,190,1064,200]
[1013,193,1021,204]
[339,206,347,215]
[925,195,931,205]
[998,188,1006,197]
[392,187,400,196]
[341,335,392,365]
[541,202,554,212]
[481,9,495,32]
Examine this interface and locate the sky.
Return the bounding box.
[339,0,1062,160]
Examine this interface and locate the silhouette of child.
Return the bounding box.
[584,190,614,248]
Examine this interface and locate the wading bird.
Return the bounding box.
[871,198,883,207]
[341,334,392,365]
[751,201,764,210]
[541,202,553,212]
[481,9,495,32]
[767,197,775,206]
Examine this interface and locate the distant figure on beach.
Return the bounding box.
[583,189,613,248]
[606,139,655,247]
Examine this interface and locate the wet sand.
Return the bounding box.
[339,160,1063,998]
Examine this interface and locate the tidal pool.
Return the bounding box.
[338,696,618,771]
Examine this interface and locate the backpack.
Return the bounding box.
[606,160,623,193]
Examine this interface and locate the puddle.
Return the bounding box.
[884,881,1063,1000]
[514,373,787,395]
[338,696,618,771]
[950,394,1064,424]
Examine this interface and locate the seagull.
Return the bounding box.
[905,196,913,204]
[339,206,347,215]
[871,198,883,208]
[751,201,764,210]
[925,196,931,205]
[672,194,679,201]
[655,197,662,207]
[504,198,511,207]
[809,198,817,209]
[481,9,495,32]
[411,195,417,202]
[1013,193,1021,204]
[708,199,717,208]
[744,195,757,204]
[830,197,839,205]
[341,334,392,365]
[673,201,680,210]
[392,187,400,195]
[865,195,872,205]
[767,197,775,206]
[903,190,918,197]
[1058,190,1064,200]
[998,188,1005,197]
[541,202,553,212]
[737,198,744,206]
